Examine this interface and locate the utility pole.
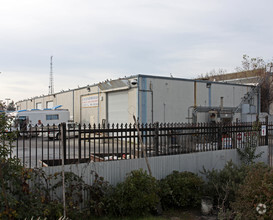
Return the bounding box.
[49,56,54,94]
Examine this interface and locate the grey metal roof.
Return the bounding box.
[98,79,130,91]
[17,73,255,103]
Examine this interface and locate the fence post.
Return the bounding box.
[78,124,82,162]
[61,123,67,165]
[154,122,159,156]
[218,123,222,150]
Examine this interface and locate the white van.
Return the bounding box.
[11,107,70,137]
[14,109,69,127]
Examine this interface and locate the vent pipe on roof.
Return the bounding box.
[194,81,197,108]
[220,97,224,111]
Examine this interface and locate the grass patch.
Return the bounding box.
[162,209,201,220]
[91,208,202,220]
[91,217,166,220]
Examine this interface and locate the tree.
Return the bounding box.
[197,68,227,79]
[260,72,273,113]
[236,55,273,113]
[7,101,16,111]
[235,54,267,72]
[0,101,5,111]
[0,100,16,111]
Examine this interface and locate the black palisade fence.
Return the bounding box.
[2,121,271,168]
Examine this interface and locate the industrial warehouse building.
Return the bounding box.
[16,75,260,125]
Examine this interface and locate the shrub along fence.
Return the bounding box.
[3,120,272,168]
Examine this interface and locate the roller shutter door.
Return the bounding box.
[108,91,128,125]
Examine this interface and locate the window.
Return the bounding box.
[46,114,59,120]
[18,116,27,121]
[36,102,42,109]
[46,101,54,108]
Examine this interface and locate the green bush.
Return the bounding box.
[232,163,273,219]
[201,161,247,212]
[0,113,36,219]
[88,171,113,217]
[236,122,263,165]
[0,165,66,219]
[159,171,204,210]
[0,113,67,219]
[109,169,160,217]
[52,171,88,219]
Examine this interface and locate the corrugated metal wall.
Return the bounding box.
[42,146,268,187]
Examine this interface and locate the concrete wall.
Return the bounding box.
[204,69,264,81]
[42,146,268,186]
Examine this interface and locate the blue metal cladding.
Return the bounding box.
[141,77,147,124]
[209,86,212,107]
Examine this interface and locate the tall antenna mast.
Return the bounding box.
[49,56,54,94]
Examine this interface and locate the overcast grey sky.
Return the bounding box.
[0,0,273,103]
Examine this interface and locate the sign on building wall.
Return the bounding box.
[82,94,99,108]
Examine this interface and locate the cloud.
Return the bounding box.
[1,0,273,102]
